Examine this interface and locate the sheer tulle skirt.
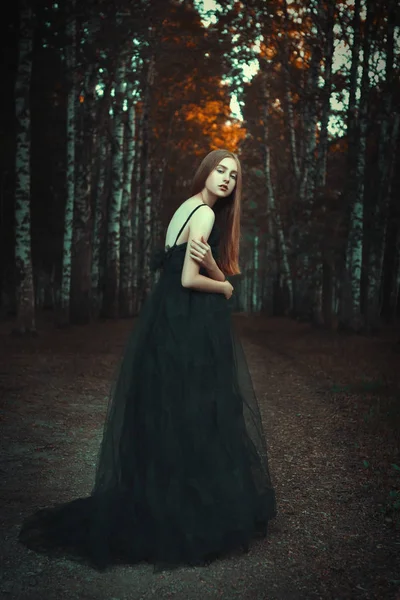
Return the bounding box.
[19,270,276,572]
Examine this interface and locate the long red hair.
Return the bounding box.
[191,149,242,276]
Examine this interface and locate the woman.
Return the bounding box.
[19,149,276,573]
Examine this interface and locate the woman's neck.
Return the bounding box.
[199,189,217,208]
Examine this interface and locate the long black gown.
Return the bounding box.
[19,204,277,572]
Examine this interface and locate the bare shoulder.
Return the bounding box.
[192,204,214,223]
[188,204,215,238]
[165,198,213,248]
[182,198,214,220]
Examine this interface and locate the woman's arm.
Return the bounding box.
[182,274,227,294]
[189,237,226,282]
[181,207,226,294]
[205,261,226,282]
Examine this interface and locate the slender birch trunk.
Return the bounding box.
[279,7,320,316]
[261,70,293,313]
[242,271,249,314]
[260,229,274,315]
[345,0,372,331]
[120,81,136,317]
[156,112,174,212]
[70,69,93,324]
[315,0,335,327]
[301,44,320,207]
[315,0,335,191]
[366,0,397,329]
[340,0,362,327]
[391,217,400,322]
[59,5,76,325]
[304,42,323,325]
[253,234,260,312]
[91,134,107,317]
[387,113,400,321]
[151,110,174,276]
[345,0,362,191]
[282,0,300,186]
[69,41,99,323]
[142,161,153,297]
[140,54,155,302]
[132,110,142,315]
[103,59,126,318]
[14,6,35,335]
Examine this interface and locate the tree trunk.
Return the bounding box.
[142,160,153,299]
[70,71,93,324]
[260,229,274,316]
[345,0,362,190]
[340,0,362,329]
[261,69,293,313]
[59,3,76,326]
[253,234,260,312]
[282,0,301,185]
[91,133,108,318]
[139,54,155,304]
[132,111,142,316]
[103,59,126,318]
[277,7,321,316]
[243,271,250,313]
[301,44,320,207]
[120,81,136,317]
[391,227,400,321]
[365,0,397,330]
[301,41,321,322]
[315,0,335,191]
[322,259,334,329]
[14,6,36,335]
[316,0,335,328]
[346,0,372,331]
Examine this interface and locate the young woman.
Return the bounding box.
[19,149,276,573]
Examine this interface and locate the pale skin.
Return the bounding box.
[189,157,237,300]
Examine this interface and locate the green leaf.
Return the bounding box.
[363,460,369,468]
[391,464,400,471]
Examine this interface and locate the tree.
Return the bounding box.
[59,1,77,325]
[14,5,36,335]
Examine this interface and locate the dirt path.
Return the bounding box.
[0,314,399,600]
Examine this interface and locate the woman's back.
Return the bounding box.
[164,198,207,249]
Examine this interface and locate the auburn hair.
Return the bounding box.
[191,149,242,276]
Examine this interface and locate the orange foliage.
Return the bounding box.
[293,57,307,69]
[259,41,277,61]
[184,100,246,154]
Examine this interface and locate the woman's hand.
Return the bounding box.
[189,236,216,271]
[223,280,234,300]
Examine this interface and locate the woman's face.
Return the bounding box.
[204,157,238,198]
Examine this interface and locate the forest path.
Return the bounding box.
[0,314,399,600]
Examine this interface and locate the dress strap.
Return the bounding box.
[172,203,208,248]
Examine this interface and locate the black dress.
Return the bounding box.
[19,204,276,572]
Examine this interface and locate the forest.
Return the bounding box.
[1,2,400,598]
[0,0,398,333]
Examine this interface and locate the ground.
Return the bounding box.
[0,313,399,600]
